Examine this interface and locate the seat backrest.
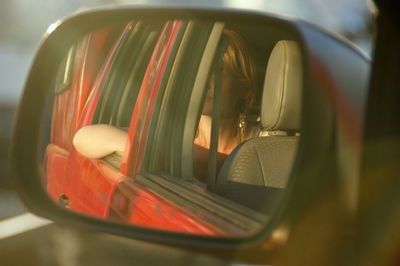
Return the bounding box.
[216,40,302,212]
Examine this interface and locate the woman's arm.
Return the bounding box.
[72,124,128,159]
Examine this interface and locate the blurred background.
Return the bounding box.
[0,0,374,265]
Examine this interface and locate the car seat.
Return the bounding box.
[216,40,302,212]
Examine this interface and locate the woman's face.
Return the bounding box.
[202,65,244,119]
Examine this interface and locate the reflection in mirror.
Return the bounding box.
[42,17,302,239]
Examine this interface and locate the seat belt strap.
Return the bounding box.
[207,37,228,192]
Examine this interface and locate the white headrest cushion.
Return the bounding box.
[261,40,302,131]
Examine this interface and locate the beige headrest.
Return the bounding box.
[261,40,302,132]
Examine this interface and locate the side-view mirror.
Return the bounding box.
[12,6,369,254]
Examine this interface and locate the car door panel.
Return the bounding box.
[64,21,183,218]
[46,25,129,206]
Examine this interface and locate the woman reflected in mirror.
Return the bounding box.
[193,29,257,183]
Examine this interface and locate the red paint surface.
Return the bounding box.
[46,144,69,201]
[79,23,134,127]
[62,23,137,217]
[121,21,182,176]
[48,25,130,210]
[67,150,126,217]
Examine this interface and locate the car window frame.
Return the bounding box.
[142,20,220,181]
[120,20,186,176]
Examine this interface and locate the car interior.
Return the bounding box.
[215,39,302,213]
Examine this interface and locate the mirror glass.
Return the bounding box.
[40,16,302,239]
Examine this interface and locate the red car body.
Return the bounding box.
[45,20,227,236]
